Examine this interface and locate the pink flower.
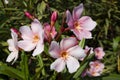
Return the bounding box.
[87,61,104,76]
[66,3,97,40]
[94,47,105,59]
[6,29,19,64]
[43,23,57,40]
[49,37,86,73]
[18,19,44,56]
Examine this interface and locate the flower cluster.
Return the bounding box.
[6,3,105,76]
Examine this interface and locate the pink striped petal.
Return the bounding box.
[66,10,74,29]
[66,56,80,73]
[79,16,97,31]
[32,41,44,56]
[18,40,36,51]
[49,41,60,58]
[31,19,43,34]
[60,37,78,51]
[73,3,83,21]
[67,45,86,60]
[50,58,65,72]
[72,29,92,40]
[19,26,33,40]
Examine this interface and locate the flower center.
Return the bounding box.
[74,21,81,30]
[33,35,39,43]
[60,51,68,60]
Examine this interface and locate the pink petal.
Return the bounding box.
[66,56,80,73]
[66,10,74,29]
[31,19,43,34]
[18,40,36,51]
[60,37,78,51]
[19,26,33,40]
[79,16,97,31]
[67,45,86,60]
[72,29,92,40]
[32,41,44,56]
[6,51,18,64]
[49,41,60,58]
[50,58,65,72]
[7,39,16,51]
[72,3,83,21]
[94,47,105,59]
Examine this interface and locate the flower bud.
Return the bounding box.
[51,11,57,27]
[24,11,34,20]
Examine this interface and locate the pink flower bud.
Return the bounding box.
[51,11,57,27]
[11,28,19,35]
[24,11,33,20]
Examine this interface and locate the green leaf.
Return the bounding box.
[79,38,85,48]
[20,51,30,80]
[73,54,94,79]
[0,62,24,80]
[103,74,120,80]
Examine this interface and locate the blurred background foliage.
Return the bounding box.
[0,0,120,80]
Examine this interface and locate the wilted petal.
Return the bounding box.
[60,37,78,51]
[7,39,16,51]
[18,40,36,51]
[73,3,83,21]
[49,41,60,58]
[72,29,92,40]
[32,41,44,56]
[20,26,33,40]
[66,10,74,29]
[79,16,97,31]
[50,58,65,72]
[31,19,43,34]
[6,51,18,64]
[67,45,86,60]
[66,56,80,73]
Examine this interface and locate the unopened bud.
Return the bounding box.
[51,11,57,27]
[24,11,34,20]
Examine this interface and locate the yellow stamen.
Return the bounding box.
[60,51,68,60]
[33,35,39,43]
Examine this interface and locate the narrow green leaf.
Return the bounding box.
[20,51,29,80]
[0,62,24,80]
[37,55,46,76]
[79,38,85,48]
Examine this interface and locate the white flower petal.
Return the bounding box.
[31,19,43,34]
[49,41,60,58]
[67,45,86,60]
[60,37,78,51]
[19,26,33,40]
[6,51,18,64]
[66,56,80,73]
[7,39,16,51]
[18,40,36,51]
[50,58,65,72]
[32,41,44,56]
